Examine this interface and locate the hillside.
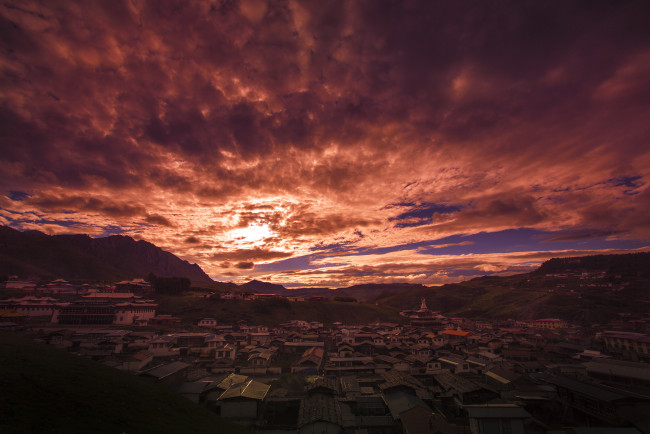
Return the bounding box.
[533,251,650,277]
[0,332,249,434]
[240,279,288,294]
[0,225,212,282]
[239,280,432,303]
[156,293,404,326]
[372,253,650,324]
[228,252,650,325]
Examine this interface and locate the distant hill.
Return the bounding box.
[156,294,404,326]
[152,252,650,326]
[0,226,212,282]
[239,280,429,302]
[371,252,650,324]
[533,252,650,277]
[240,279,288,294]
[0,332,249,434]
[330,283,430,302]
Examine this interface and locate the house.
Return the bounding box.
[292,347,325,374]
[114,279,152,294]
[286,295,306,302]
[113,302,157,325]
[307,377,340,396]
[113,350,153,372]
[147,335,177,357]
[250,332,271,346]
[217,379,270,425]
[375,354,410,373]
[485,367,522,389]
[5,279,37,291]
[139,361,190,385]
[601,331,650,360]
[324,356,375,376]
[383,389,431,427]
[249,351,273,368]
[0,296,58,317]
[400,406,437,434]
[297,394,344,434]
[176,379,216,404]
[337,343,355,357]
[79,338,124,358]
[339,375,361,398]
[537,374,650,426]
[465,404,531,434]
[211,344,237,373]
[441,330,471,339]
[438,355,471,374]
[426,360,444,374]
[214,343,236,360]
[434,372,499,410]
[583,358,650,388]
[51,302,115,325]
[198,318,217,328]
[174,332,210,350]
[534,318,566,329]
[283,340,325,353]
[0,309,26,325]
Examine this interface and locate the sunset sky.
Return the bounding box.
[1,1,650,287]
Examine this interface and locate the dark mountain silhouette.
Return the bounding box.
[240,279,288,293]
[0,226,212,282]
[533,252,650,277]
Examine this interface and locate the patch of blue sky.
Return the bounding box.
[388,202,464,227]
[256,228,647,274]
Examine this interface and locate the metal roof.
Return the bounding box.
[218,379,270,401]
[583,359,650,383]
[536,374,650,402]
[140,361,190,380]
[298,394,342,427]
[383,390,431,420]
[433,372,483,394]
[216,373,249,390]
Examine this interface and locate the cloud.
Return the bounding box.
[144,214,175,227]
[211,248,293,263]
[235,261,255,270]
[543,229,622,242]
[1,0,649,286]
[29,194,145,218]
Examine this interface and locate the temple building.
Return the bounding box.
[399,298,446,328]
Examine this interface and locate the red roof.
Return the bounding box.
[441,330,470,337]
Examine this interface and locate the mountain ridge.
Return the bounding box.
[0,226,212,282]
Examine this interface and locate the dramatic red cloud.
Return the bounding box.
[1,1,649,285]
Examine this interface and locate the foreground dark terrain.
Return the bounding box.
[0,332,249,434]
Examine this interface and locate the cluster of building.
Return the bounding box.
[0,278,169,327]
[3,280,650,433]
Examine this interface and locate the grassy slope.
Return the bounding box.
[156,294,404,326]
[372,272,649,323]
[0,332,250,434]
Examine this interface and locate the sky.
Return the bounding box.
[1,0,650,287]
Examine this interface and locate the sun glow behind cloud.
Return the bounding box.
[228,224,273,245]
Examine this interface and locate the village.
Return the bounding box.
[1,277,650,434]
